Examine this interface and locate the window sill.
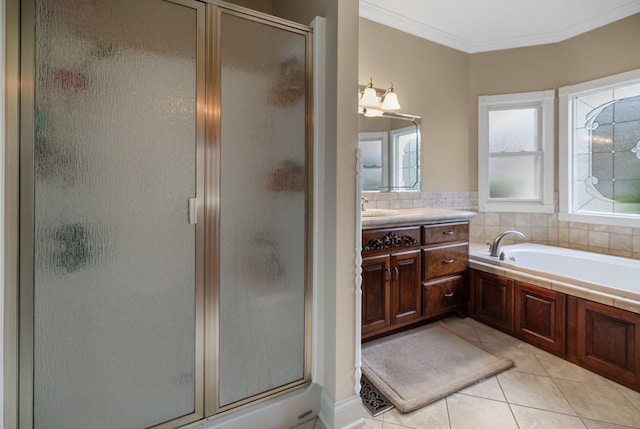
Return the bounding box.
[558,212,640,228]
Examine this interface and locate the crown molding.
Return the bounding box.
[360,0,640,53]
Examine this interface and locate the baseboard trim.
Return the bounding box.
[319,389,365,429]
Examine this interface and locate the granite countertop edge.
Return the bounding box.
[361,208,476,229]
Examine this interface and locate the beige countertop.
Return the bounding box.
[361,207,476,229]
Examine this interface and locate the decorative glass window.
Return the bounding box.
[478,90,555,213]
[390,124,420,190]
[559,69,640,226]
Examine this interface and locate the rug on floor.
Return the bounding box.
[360,374,394,416]
[361,322,514,413]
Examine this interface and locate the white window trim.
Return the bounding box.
[559,68,640,228]
[478,90,555,213]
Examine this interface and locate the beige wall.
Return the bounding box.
[360,13,640,192]
[359,18,470,192]
[469,13,640,191]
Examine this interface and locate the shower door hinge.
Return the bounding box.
[188,198,198,224]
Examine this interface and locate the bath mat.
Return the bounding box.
[361,322,514,413]
[360,374,394,416]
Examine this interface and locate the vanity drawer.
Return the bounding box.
[423,243,468,280]
[423,275,466,317]
[422,222,468,246]
[362,226,421,254]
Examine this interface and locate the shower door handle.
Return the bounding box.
[188,198,198,224]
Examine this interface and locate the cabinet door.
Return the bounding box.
[391,251,422,326]
[515,282,566,354]
[472,270,514,333]
[361,255,391,337]
[575,299,640,386]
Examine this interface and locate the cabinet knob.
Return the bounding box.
[443,258,455,264]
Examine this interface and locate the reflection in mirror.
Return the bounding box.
[359,112,421,192]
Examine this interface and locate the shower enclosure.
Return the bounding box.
[19,0,312,427]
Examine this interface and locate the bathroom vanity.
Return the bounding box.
[360,208,475,340]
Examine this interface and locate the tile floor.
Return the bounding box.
[292,316,640,429]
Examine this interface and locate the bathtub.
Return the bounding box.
[469,243,640,312]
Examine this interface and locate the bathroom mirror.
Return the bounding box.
[358,111,421,192]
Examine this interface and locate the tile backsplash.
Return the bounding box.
[362,191,640,259]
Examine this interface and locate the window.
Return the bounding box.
[359,123,420,191]
[478,90,555,213]
[559,69,640,226]
[359,131,389,191]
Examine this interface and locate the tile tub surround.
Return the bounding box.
[362,191,640,260]
[292,316,640,429]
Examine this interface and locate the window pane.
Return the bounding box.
[393,130,419,189]
[489,108,539,152]
[488,155,542,199]
[360,139,383,191]
[572,88,640,215]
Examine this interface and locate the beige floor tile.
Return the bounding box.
[290,419,316,429]
[583,419,640,429]
[497,371,576,414]
[447,394,519,429]
[481,341,547,376]
[554,379,640,428]
[361,416,383,429]
[474,322,523,346]
[383,399,449,428]
[617,385,640,413]
[313,419,326,429]
[457,376,506,402]
[510,404,587,429]
[531,347,615,386]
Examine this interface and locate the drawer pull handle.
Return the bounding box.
[444,291,454,298]
[385,268,391,281]
[394,266,399,280]
[443,258,455,264]
[443,230,455,235]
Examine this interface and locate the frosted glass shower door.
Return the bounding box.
[217,11,310,408]
[30,0,205,428]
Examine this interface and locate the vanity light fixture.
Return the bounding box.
[360,78,380,107]
[359,78,402,112]
[380,82,401,110]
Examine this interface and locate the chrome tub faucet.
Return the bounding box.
[488,230,525,257]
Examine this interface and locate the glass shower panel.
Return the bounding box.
[33,0,200,427]
[218,13,308,407]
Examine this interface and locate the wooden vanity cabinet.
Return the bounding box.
[361,221,469,340]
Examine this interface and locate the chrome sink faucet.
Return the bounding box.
[361,196,368,211]
[488,230,525,257]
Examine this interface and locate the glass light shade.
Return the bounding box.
[360,86,380,107]
[381,91,401,110]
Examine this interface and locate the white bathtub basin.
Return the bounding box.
[470,243,640,303]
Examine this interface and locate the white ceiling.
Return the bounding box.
[360,0,640,53]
